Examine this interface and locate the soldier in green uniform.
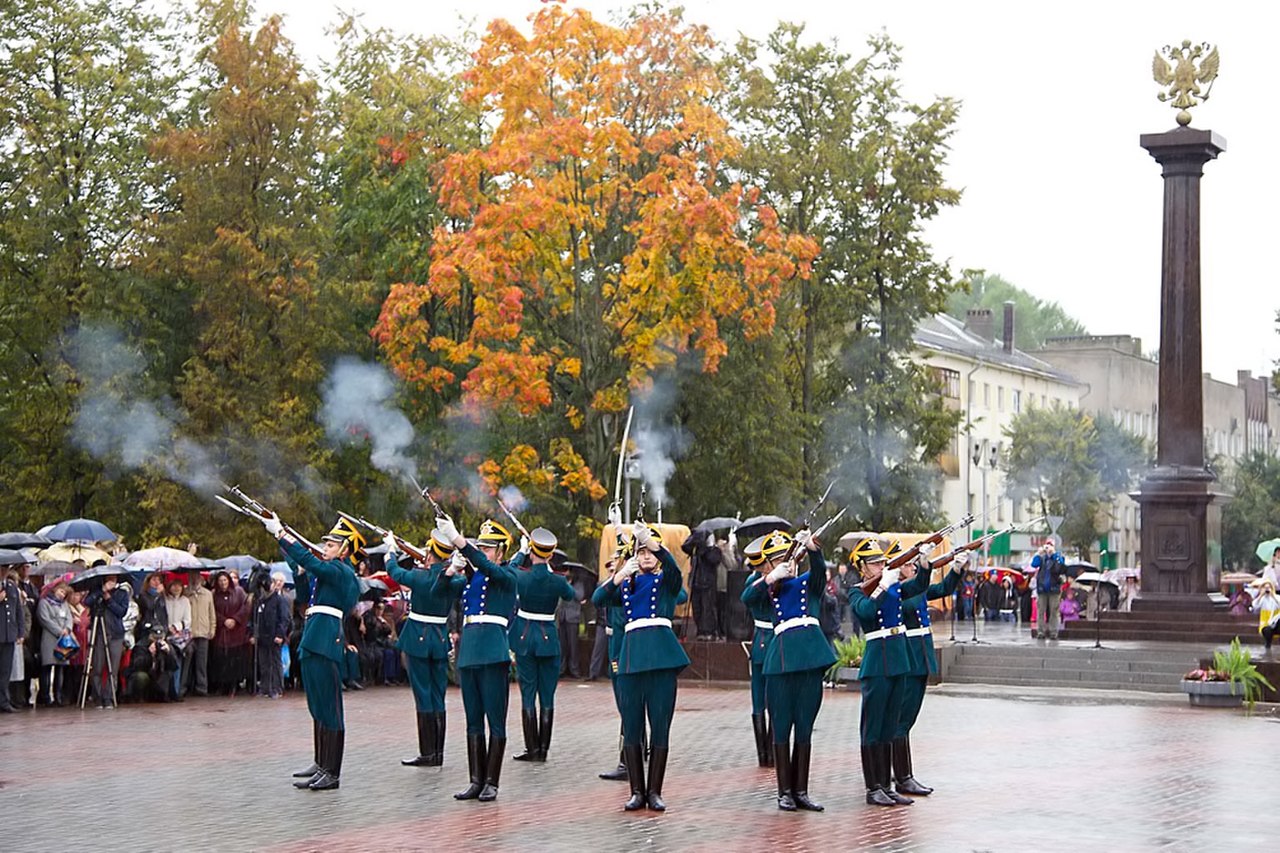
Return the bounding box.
[264,514,363,792]
[740,536,773,768]
[382,528,463,767]
[742,529,835,811]
[591,521,689,812]
[847,537,934,807]
[511,527,575,763]
[432,515,517,803]
[893,544,970,796]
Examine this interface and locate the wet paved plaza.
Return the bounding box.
[0,675,1273,852]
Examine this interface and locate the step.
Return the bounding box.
[949,644,1199,663]
[945,674,1184,693]
[947,661,1182,682]
[1057,629,1262,644]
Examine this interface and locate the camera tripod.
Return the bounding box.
[79,610,118,709]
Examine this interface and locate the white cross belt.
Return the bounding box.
[624,617,672,633]
[774,616,819,635]
[408,613,447,625]
[517,609,555,622]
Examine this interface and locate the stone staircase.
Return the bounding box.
[941,643,1200,694]
[1057,601,1262,645]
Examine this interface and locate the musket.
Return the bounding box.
[884,513,976,570]
[337,511,430,565]
[408,474,447,518]
[612,406,635,508]
[802,480,836,527]
[928,515,1048,570]
[496,499,532,540]
[218,484,323,558]
[750,506,848,587]
[635,482,648,523]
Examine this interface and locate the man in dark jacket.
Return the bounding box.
[682,531,723,640]
[84,576,129,709]
[1030,542,1067,640]
[0,572,27,712]
[252,571,291,698]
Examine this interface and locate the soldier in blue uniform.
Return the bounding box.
[742,529,835,811]
[511,527,575,763]
[432,515,517,803]
[893,544,969,797]
[847,537,934,807]
[383,528,463,767]
[264,514,363,791]
[591,521,689,812]
[741,535,773,768]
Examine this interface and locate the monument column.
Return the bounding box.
[1133,42,1225,608]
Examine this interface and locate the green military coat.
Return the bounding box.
[902,566,964,676]
[742,549,836,676]
[510,563,575,658]
[591,547,690,676]
[848,569,931,679]
[281,538,360,666]
[387,556,462,661]
[435,542,517,669]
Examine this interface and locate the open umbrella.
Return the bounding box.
[69,563,132,588]
[696,516,740,532]
[359,576,390,601]
[38,543,113,566]
[0,532,52,550]
[734,515,791,541]
[1219,572,1257,587]
[215,554,265,573]
[27,560,77,578]
[123,547,204,571]
[45,518,117,543]
[1063,559,1096,579]
[1255,538,1280,565]
[0,549,31,567]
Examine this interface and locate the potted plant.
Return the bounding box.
[1180,638,1275,710]
[826,635,865,689]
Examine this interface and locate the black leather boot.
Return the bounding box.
[646,746,669,811]
[308,729,342,790]
[878,743,912,805]
[454,734,487,799]
[773,741,796,811]
[623,744,647,811]
[478,736,506,801]
[513,708,539,761]
[893,736,932,795]
[600,734,627,780]
[402,712,435,766]
[293,720,321,778]
[751,714,769,767]
[536,708,553,761]
[763,714,774,766]
[791,742,823,811]
[862,744,895,806]
[431,712,446,766]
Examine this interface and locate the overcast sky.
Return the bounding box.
[258,0,1278,384]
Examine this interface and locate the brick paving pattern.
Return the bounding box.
[0,678,1273,851]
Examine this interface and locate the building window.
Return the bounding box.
[932,367,961,399]
[996,498,1005,523]
[983,383,990,408]
[1012,500,1023,523]
[997,387,1004,412]
[1012,389,1021,413]
[967,493,975,514]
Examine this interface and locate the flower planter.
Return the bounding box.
[1180,679,1243,708]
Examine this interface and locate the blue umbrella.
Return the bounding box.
[45,518,117,543]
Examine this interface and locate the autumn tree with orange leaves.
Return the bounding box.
[374,2,815,535]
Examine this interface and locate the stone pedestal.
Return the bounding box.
[1132,126,1226,609]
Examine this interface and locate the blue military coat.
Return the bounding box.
[281,539,360,666]
[434,542,517,669]
[848,569,931,679]
[742,549,836,676]
[591,547,690,676]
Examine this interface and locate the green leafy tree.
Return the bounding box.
[723,26,962,528]
[0,0,178,528]
[947,272,1087,350]
[1221,451,1280,569]
[1003,407,1148,555]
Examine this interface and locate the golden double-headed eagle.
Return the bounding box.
[1152,40,1219,126]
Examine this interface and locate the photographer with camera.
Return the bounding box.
[1030,541,1067,640]
[84,576,129,709]
[124,624,180,702]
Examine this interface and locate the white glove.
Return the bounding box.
[450,551,468,571]
[953,551,970,569]
[766,565,790,584]
[794,529,812,550]
[261,512,284,538]
[918,541,936,558]
[607,502,623,529]
[621,557,640,577]
[519,535,530,555]
[879,567,901,589]
[435,514,461,546]
[633,521,654,551]
[383,531,398,555]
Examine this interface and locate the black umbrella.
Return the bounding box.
[1064,559,1096,579]
[358,576,390,601]
[0,532,52,550]
[69,563,132,588]
[28,560,78,578]
[0,549,31,566]
[696,516,739,532]
[734,515,791,541]
[215,555,265,573]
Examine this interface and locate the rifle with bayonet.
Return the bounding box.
[927,516,1047,571]
[751,504,849,587]
[885,513,977,570]
[408,474,447,519]
[216,484,323,558]
[495,498,532,540]
[338,511,430,566]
